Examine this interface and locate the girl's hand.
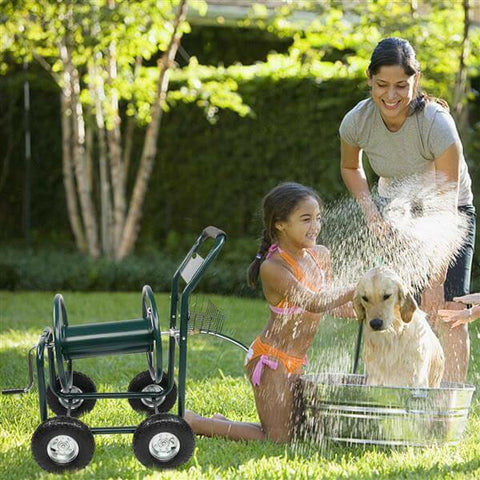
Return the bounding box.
[437,308,473,328]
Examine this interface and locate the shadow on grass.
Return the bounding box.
[0,442,145,480]
[356,459,480,479]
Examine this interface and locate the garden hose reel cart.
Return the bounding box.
[2,226,246,473]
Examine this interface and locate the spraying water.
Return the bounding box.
[289,176,471,452]
[322,175,469,296]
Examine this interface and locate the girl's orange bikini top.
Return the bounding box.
[265,244,326,315]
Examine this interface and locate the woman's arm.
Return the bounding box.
[341,139,391,239]
[426,141,462,286]
[434,141,461,210]
[260,259,354,314]
[341,140,380,223]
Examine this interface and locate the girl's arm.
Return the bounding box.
[453,293,480,305]
[438,293,480,328]
[327,301,356,319]
[320,246,356,319]
[260,258,354,314]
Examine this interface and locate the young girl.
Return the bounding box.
[185,182,354,443]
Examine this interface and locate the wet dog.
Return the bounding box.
[354,266,444,388]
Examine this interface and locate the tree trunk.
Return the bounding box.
[85,121,94,195]
[452,0,471,132]
[123,55,143,181]
[89,60,114,258]
[0,93,15,194]
[60,2,99,258]
[409,0,418,19]
[106,38,126,252]
[116,0,189,260]
[60,89,87,253]
[70,58,100,258]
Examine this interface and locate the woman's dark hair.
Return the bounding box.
[368,37,448,113]
[247,182,322,288]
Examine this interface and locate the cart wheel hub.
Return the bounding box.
[149,432,180,461]
[141,384,165,408]
[47,435,79,464]
[58,385,84,410]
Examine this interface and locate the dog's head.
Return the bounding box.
[353,266,417,331]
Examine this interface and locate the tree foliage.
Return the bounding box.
[0,0,251,259]
[1,0,479,260]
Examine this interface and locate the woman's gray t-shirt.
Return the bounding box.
[339,98,473,205]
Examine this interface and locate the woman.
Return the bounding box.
[339,37,475,383]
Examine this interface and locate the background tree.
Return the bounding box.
[0,0,250,259]
[1,0,478,261]
[261,0,480,132]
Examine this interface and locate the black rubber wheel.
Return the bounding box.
[132,414,195,469]
[31,416,95,473]
[47,371,97,417]
[128,370,177,414]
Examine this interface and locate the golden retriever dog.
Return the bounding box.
[354,266,445,388]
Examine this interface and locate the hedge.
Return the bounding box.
[0,234,261,297]
[0,27,478,291]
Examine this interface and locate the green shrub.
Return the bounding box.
[0,243,259,296]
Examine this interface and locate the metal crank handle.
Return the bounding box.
[2,388,27,395]
[1,346,36,395]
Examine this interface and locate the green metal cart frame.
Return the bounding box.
[2,226,236,473]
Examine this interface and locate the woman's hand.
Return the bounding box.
[366,213,393,240]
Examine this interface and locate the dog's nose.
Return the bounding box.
[369,318,384,330]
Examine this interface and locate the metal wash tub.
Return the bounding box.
[296,373,475,447]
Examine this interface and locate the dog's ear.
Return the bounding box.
[353,291,365,324]
[399,286,417,323]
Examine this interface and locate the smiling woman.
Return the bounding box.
[338,37,476,384]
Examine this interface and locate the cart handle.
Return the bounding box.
[1,346,36,395]
[172,226,226,292]
[202,226,226,240]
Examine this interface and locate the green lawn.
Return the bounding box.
[1,290,480,479]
